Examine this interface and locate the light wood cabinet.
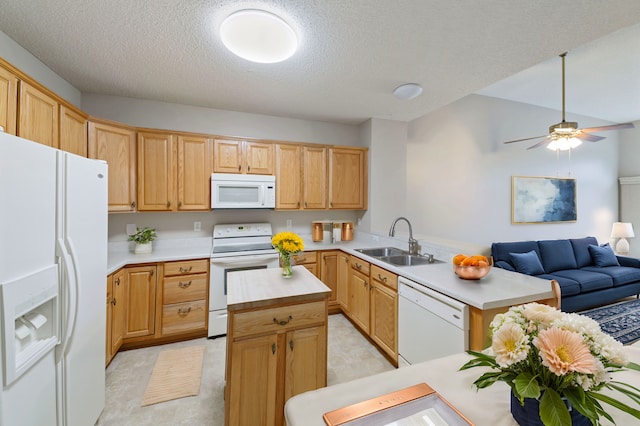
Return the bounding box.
[160,259,208,336]
[336,252,350,311]
[137,132,175,211]
[370,265,398,360]
[106,273,112,365]
[59,105,87,156]
[320,251,338,306]
[303,146,328,209]
[275,144,302,209]
[18,81,58,148]
[292,251,318,277]
[213,138,273,175]
[107,268,126,364]
[0,64,18,135]
[123,265,157,339]
[329,147,367,209]
[348,256,371,334]
[88,120,137,212]
[176,135,213,210]
[226,295,327,426]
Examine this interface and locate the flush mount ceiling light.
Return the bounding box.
[393,83,423,100]
[220,9,298,63]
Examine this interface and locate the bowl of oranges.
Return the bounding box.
[452,254,492,280]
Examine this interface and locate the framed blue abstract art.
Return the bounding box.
[512,176,577,224]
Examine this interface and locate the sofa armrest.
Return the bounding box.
[616,256,640,268]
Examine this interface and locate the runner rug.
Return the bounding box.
[141,345,206,406]
[580,298,640,345]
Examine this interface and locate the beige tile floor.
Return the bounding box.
[96,313,395,426]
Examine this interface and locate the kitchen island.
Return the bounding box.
[225,265,331,426]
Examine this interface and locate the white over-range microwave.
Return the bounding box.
[211,173,276,209]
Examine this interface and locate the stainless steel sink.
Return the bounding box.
[378,254,444,266]
[355,247,407,257]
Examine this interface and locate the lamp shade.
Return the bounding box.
[611,222,635,239]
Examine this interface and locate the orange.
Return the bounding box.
[461,257,479,266]
[472,255,489,263]
[453,254,468,265]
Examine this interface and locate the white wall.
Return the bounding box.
[0,31,81,107]
[618,120,640,177]
[392,94,620,250]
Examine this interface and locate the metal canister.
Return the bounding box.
[341,222,354,241]
[312,221,324,242]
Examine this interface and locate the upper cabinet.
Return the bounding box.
[0,64,18,135]
[18,81,59,148]
[213,138,273,175]
[329,147,368,210]
[303,145,328,209]
[59,105,88,157]
[275,144,302,209]
[138,132,212,212]
[88,120,137,212]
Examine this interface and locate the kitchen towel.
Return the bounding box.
[141,345,206,406]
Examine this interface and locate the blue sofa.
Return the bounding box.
[491,237,640,312]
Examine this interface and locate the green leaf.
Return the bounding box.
[514,372,540,399]
[562,388,598,421]
[539,388,571,426]
[589,390,640,419]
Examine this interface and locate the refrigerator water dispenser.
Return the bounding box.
[1,264,59,386]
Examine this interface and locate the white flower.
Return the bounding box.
[492,322,530,367]
[522,302,563,324]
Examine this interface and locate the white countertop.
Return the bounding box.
[106,233,552,311]
[226,265,331,311]
[285,345,640,425]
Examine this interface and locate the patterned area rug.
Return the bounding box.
[580,299,640,345]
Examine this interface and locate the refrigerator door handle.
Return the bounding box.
[56,237,79,358]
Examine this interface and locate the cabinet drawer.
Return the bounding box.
[232,300,326,338]
[163,274,207,304]
[164,259,208,276]
[370,265,398,291]
[292,251,316,265]
[162,300,206,335]
[350,256,370,276]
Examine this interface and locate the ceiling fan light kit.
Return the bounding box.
[504,52,634,150]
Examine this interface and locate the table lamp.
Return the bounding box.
[611,222,635,255]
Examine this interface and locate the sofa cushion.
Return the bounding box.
[510,250,545,275]
[494,260,515,271]
[581,266,640,287]
[550,269,613,293]
[491,241,540,268]
[538,239,578,273]
[538,274,581,296]
[588,244,620,267]
[570,236,598,268]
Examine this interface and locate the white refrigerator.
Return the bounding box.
[0,131,107,425]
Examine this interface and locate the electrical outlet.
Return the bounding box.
[194,221,201,232]
[286,219,292,230]
[126,224,137,235]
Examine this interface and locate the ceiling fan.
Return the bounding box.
[504,52,634,150]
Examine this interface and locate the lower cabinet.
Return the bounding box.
[292,251,318,277]
[160,259,208,336]
[226,300,327,426]
[348,256,371,334]
[123,265,158,339]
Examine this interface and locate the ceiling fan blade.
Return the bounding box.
[575,133,605,142]
[503,135,548,144]
[580,122,635,133]
[526,137,552,150]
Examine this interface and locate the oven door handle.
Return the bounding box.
[211,253,279,267]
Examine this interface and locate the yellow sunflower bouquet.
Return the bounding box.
[271,232,304,278]
[460,302,640,425]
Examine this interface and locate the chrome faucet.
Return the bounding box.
[388,217,419,255]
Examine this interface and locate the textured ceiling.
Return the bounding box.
[1,1,640,125]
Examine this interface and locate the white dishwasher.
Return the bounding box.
[398,276,469,366]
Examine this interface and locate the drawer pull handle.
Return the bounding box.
[178,307,192,315]
[179,266,193,273]
[355,263,362,270]
[273,315,293,326]
[178,281,192,288]
[378,274,387,282]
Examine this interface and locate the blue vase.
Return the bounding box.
[510,391,590,426]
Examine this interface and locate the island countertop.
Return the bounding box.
[227,265,331,311]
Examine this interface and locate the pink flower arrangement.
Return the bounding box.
[460,302,640,425]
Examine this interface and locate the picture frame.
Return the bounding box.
[512,176,577,224]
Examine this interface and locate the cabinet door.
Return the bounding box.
[370,280,398,360]
[213,138,243,173]
[275,144,301,209]
[18,81,59,148]
[59,105,87,156]
[320,251,338,304]
[245,141,273,175]
[177,135,212,210]
[88,121,137,212]
[284,326,327,402]
[303,146,327,209]
[228,334,278,426]
[111,268,126,355]
[137,132,175,211]
[328,147,367,209]
[123,265,157,339]
[106,274,113,365]
[0,65,18,135]
[336,252,350,310]
[349,268,370,333]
